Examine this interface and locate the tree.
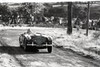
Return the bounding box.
[0,4,11,23]
[17,3,45,24]
[72,4,81,18]
[72,4,87,21]
[86,2,90,36]
[10,10,17,24]
[22,3,45,15]
[67,2,72,35]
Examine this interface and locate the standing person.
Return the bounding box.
[75,18,80,31]
[96,19,100,30]
[91,20,94,30]
[30,14,34,25]
[59,17,63,24]
[50,16,54,23]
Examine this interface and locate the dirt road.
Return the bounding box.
[0,29,100,67]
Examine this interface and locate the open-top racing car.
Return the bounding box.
[19,29,52,53]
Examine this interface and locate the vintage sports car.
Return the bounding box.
[19,32,52,53]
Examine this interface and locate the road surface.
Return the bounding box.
[0,29,99,67]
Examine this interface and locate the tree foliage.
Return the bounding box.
[21,3,45,15]
[44,6,67,17]
[0,4,11,22]
[72,4,87,21]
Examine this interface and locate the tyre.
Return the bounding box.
[47,46,52,53]
[19,36,23,48]
[23,44,28,51]
[19,42,23,48]
[23,38,28,51]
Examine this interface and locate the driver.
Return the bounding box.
[24,29,33,40]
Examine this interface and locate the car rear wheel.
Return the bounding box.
[47,46,52,53]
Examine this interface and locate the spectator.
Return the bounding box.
[75,18,80,31]
[91,20,94,30]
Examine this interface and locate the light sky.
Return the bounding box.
[0,0,100,3]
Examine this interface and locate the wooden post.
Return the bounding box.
[86,2,90,36]
[67,2,72,35]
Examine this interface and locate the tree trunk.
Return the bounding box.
[67,2,72,35]
[86,2,90,36]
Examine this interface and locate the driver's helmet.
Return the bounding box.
[27,29,32,34]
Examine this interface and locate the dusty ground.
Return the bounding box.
[0,27,99,67]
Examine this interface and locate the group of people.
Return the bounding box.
[1,14,68,27]
[73,17,100,30]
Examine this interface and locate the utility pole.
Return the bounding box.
[67,2,72,35]
[86,2,90,36]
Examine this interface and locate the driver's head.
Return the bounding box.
[27,29,32,34]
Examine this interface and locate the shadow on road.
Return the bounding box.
[0,46,49,55]
[0,37,50,55]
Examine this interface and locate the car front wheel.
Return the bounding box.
[23,38,28,51]
[23,45,28,51]
[19,38,23,48]
[19,42,23,48]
